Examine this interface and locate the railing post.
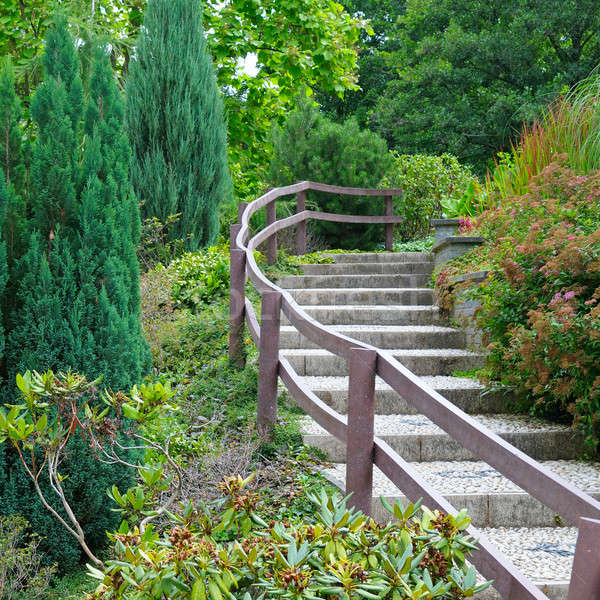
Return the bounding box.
[229,228,246,369]
[346,347,377,516]
[567,517,600,599]
[385,195,394,252]
[257,290,282,436]
[237,201,248,225]
[296,190,307,256]
[266,201,277,265]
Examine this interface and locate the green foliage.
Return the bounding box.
[9,27,149,390]
[269,101,393,249]
[168,246,231,310]
[205,0,367,199]
[126,0,232,251]
[0,0,143,99]
[380,154,480,240]
[139,214,189,272]
[366,0,600,173]
[0,514,56,599]
[437,162,600,451]
[482,74,600,203]
[0,370,180,569]
[87,483,489,600]
[319,1,405,126]
[1,20,149,571]
[393,235,435,253]
[0,59,27,263]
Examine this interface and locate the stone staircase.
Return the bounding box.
[277,251,600,600]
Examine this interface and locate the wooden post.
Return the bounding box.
[346,347,377,516]
[237,202,248,225]
[257,290,282,436]
[229,224,246,369]
[266,201,277,265]
[385,195,394,252]
[567,518,600,600]
[296,190,307,256]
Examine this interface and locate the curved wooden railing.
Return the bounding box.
[229,181,600,600]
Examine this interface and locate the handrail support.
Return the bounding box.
[257,290,282,436]
[346,347,377,516]
[567,517,600,599]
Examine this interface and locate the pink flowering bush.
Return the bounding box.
[437,160,600,451]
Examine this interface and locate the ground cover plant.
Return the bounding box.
[435,159,600,452]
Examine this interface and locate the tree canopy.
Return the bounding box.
[368,0,600,172]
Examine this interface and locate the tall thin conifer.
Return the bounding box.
[126,0,232,250]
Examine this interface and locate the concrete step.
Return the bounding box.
[277,273,431,289]
[301,414,586,461]
[281,348,485,376]
[293,375,510,415]
[321,252,432,264]
[286,288,435,306]
[322,461,600,528]
[300,262,434,275]
[478,527,575,599]
[279,324,465,350]
[281,305,441,326]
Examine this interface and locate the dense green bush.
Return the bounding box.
[380,153,480,241]
[269,101,393,249]
[126,0,232,250]
[0,19,147,571]
[0,514,56,598]
[88,480,489,599]
[436,160,600,451]
[167,245,230,309]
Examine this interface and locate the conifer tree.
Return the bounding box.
[2,20,147,567]
[0,58,26,262]
[125,0,232,250]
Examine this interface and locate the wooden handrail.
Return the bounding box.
[230,181,600,599]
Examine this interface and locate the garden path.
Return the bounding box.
[277,251,600,600]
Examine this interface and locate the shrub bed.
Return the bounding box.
[435,159,600,452]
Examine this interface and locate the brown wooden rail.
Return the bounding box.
[229,181,600,600]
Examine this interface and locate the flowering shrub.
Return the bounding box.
[437,160,600,451]
[88,477,490,600]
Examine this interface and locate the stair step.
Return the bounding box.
[293,375,509,414]
[301,414,586,461]
[300,262,434,275]
[279,324,465,350]
[321,461,600,527]
[281,348,485,376]
[286,288,435,306]
[281,305,441,326]
[480,527,575,598]
[321,252,432,263]
[277,273,431,289]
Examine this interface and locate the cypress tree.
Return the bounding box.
[0,58,26,262]
[1,21,146,567]
[29,15,83,241]
[126,0,232,250]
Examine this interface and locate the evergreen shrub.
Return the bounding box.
[269,101,392,249]
[88,480,490,599]
[126,0,232,251]
[0,19,148,569]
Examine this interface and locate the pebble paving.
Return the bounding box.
[482,527,577,581]
[300,413,571,436]
[322,461,600,495]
